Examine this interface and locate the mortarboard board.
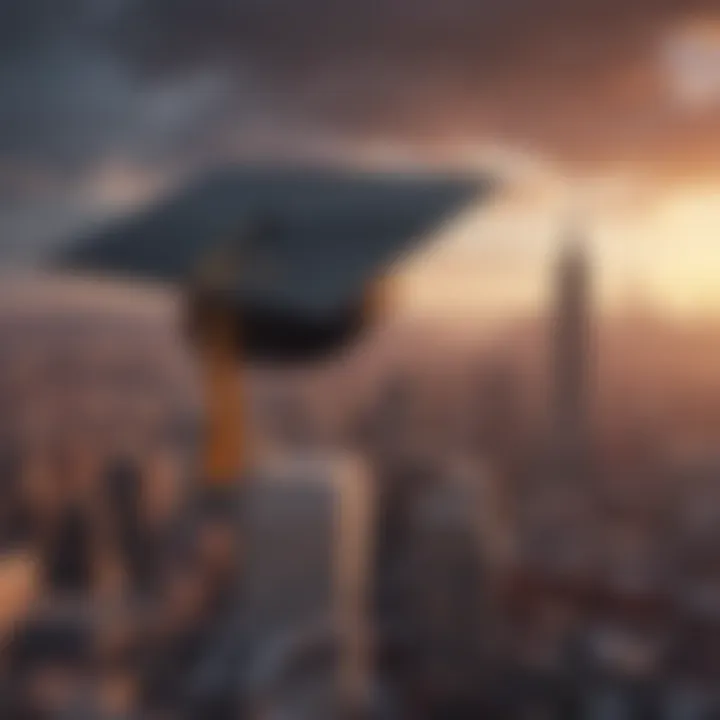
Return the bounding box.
[53,164,493,363]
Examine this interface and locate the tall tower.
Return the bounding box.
[526,232,596,576]
[552,231,591,467]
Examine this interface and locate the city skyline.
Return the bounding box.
[2,2,720,717]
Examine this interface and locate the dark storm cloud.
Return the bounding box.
[0,0,718,258]
[0,0,279,256]
[113,0,720,167]
[2,0,717,178]
[0,0,239,175]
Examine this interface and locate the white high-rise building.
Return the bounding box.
[240,453,375,717]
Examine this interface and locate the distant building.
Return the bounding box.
[400,473,491,713]
[367,372,416,465]
[448,456,517,576]
[468,358,525,568]
[472,357,522,465]
[524,232,598,578]
[663,452,720,623]
[552,233,592,470]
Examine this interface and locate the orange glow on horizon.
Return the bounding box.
[393,178,720,321]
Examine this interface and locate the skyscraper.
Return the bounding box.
[527,232,597,576]
[552,233,592,468]
[239,453,375,717]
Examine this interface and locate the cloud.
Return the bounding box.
[3,0,718,178]
[0,0,719,258]
[112,0,719,168]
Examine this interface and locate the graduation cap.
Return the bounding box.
[54,164,492,363]
[53,163,493,483]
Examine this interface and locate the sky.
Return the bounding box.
[0,0,719,318]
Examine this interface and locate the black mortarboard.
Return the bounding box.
[53,164,492,362]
